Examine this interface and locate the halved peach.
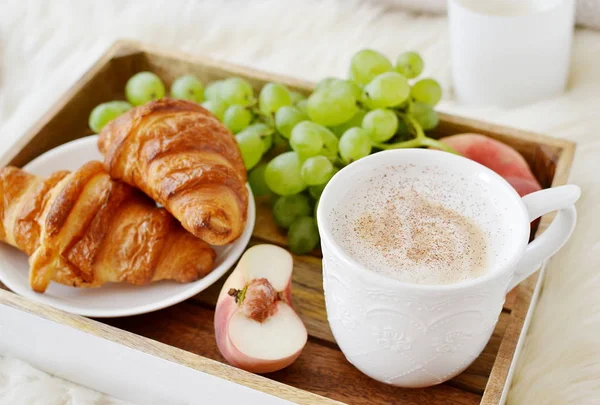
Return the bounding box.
[214,244,307,373]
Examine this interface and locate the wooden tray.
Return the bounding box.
[0,40,575,405]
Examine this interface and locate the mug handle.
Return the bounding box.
[508,185,581,291]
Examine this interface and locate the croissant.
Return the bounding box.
[0,161,216,293]
[98,99,248,246]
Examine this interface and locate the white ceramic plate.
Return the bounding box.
[0,135,255,317]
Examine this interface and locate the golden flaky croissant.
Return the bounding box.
[0,161,216,293]
[98,99,248,246]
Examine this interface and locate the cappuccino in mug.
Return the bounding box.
[331,164,511,285]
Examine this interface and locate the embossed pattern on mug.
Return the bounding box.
[322,249,506,386]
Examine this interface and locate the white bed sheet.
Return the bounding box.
[0,1,599,403]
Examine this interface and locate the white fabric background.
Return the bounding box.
[1,1,599,404]
[379,0,600,30]
[0,357,130,405]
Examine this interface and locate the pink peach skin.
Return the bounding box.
[214,283,301,374]
[214,244,306,374]
[440,133,542,196]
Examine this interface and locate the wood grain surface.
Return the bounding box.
[0,39,577,404]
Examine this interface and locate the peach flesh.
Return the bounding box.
[214,244,307,373]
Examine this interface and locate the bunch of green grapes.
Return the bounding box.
[202,79,323,254]
[87,49,454,255]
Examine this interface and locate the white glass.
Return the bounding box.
[449,0,575,107]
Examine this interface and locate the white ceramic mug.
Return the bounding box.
[317,149,580,387]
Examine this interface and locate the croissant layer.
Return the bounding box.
[98,99,248,245]
[0,161,216,293]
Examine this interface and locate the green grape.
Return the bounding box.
[125,72,166,106]
[313,198,320,226]
[170,75,204,103]
[395,51,424,79]
[339,127,372,163]
[275,106,308,139]
[411,101,439,131]
[259,83,292,116]
[330,109,367,137]
[88,101,132,133]
[290,121,338,160]
[348,49,393,86]
[223,105,252,133]
[265,151,306,196]
[204,80,224,101]
[248,164,273,197]
[201,99,227,120]
[346,81,363,100]
[261,134,273,153]
[296,99,308,113]
[362,109,398,143]
[309,184,326,200]
[307,82,357,126]
[319,127,340,160]
[411,78,442,106]
[243,122,270,135]
[317,78,362,100]
[219,77,255,107]
[308,167,338,200]
[290,121,324,157]
[241,123,272,153]
[363,72,410,108]
[316,77,337,91]
[272,194,312,229]
[288,216,320,255]
[301,156,334,186]
[235,127,263,170]
[290,90,306,104]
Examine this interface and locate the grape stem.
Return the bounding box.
[260,128,276,137]
[404,114,425,140]
[250,105,275,127]
[374,111,459,155]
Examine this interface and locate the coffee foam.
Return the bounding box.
[330,164,510,285]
